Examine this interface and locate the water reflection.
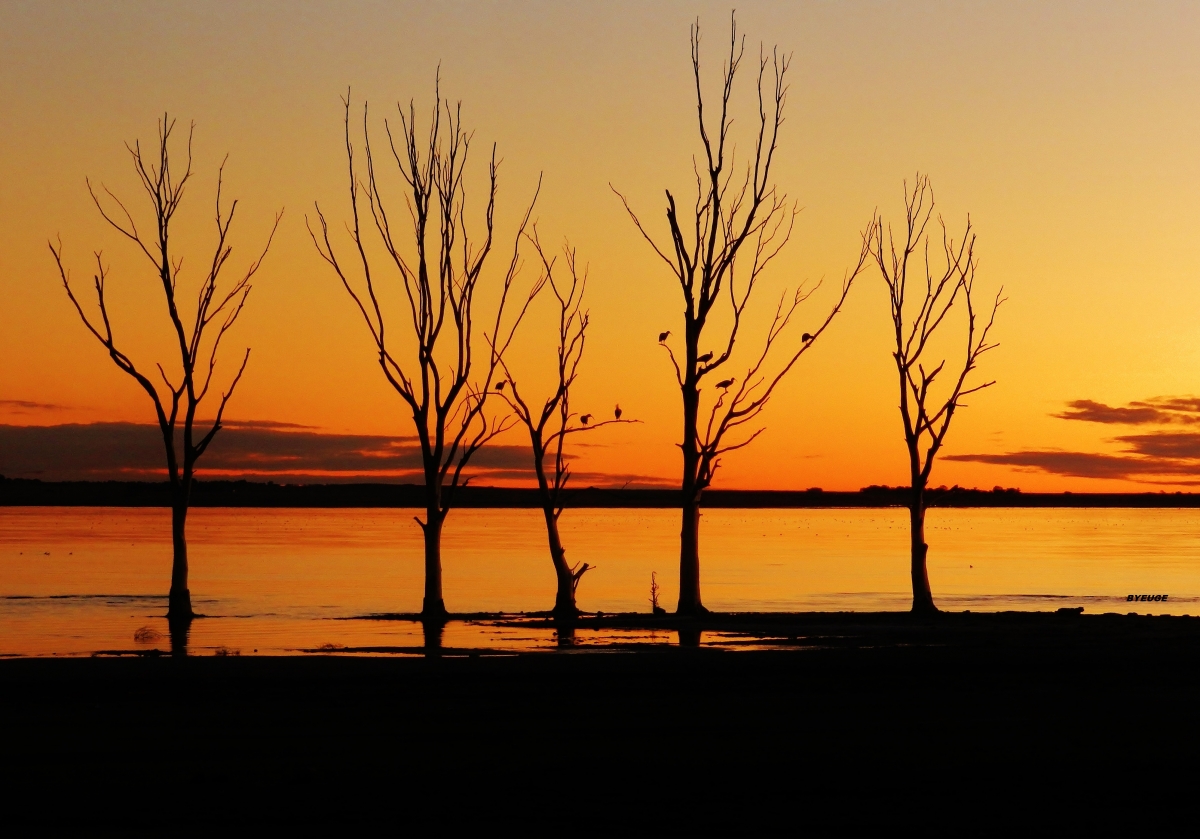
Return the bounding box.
[4,506,1200,657]
[168,616,192,657]
[421,620,445,656]
[554,621,577,648]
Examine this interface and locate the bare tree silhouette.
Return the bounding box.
[309,84,537,619]
[869,175,1003,614]
[50,116,281,623]
[492,229,637,618]
[649,571,664,615]
[613,17,870,615]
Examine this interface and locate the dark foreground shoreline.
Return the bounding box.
[4,475,1200,508]
[3,611,1199,830]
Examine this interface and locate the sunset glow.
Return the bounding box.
[3,2,1200,493]
[6,9,1200,828]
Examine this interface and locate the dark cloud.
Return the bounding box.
[0,423,164,479]
[554,471,676,489]
[1114,432,1200,460]
[943,450,1178,480]
[221,419,318,430]
[0,422,662,487]
[953,396,1200,482]
[199,425,429,473]
[947,429,1200,482]
[0,422,501,479]
[1146,397,1200,415]
[1055,397,1200,426]
[1054,399,1166,425]
[0,399,69,412]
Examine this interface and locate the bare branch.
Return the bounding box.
[53,115,278,493]
[868,175,1002,494]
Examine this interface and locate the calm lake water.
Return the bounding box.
[1,506,1197,656]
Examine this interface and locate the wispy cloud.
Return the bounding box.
[0,399,70,412]
[220,419,317,430]
[1054,397,1200,425]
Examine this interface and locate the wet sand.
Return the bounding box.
[2,611,1197,830]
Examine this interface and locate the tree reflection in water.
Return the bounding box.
[554,622,577,648]
[169,616,192,658]
[422,620,445,657]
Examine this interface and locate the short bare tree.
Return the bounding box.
[614,18,870,615]
[309,86,536,619]
[50,116,281,623]
[493,230,636,618]
[869,175,1003,614]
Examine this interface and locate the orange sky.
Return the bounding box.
[3,1,1200,491]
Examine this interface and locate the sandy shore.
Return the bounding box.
[2,611,1198,830]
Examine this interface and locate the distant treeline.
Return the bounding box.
[2,476,1198,508]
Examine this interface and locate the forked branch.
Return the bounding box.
[869,175,1004,485]
[308,86,540,517]
[51,114,280,487]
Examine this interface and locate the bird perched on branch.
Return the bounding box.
[580,414,592,425]
[802,333,814,343]
[658,331,671,343]
[716,378,735,390]
[697,351,714,364]
[614,404,623,420]
[495,380,507,391]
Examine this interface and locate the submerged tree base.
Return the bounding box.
[551,600,580,621]
[167,588,194,622]
[421,598,449,621]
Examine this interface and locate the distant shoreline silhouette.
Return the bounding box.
[2,476,1199,508]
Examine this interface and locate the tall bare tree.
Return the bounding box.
[869,175,1003,614]
[309,86,536,619]
[614,18,870,615]
[494,230,636,618]
[50,116,281,623]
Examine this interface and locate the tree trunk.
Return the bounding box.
[909,486,937,614]
[531,431,578,618]
[422,508,447,618]
[167,496,193,621]
[677,493,705,615]
[677,367,706,615]
[544,508,577,618]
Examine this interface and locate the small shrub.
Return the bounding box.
[133,626,163,644]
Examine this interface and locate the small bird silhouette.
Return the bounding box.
[658,331,671,343]
[614,404,623,420]
[495,380,507,391]
[716,378,735,389]
[580,414,592,425]
[802,333,814,342]
[696,351,714,364]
